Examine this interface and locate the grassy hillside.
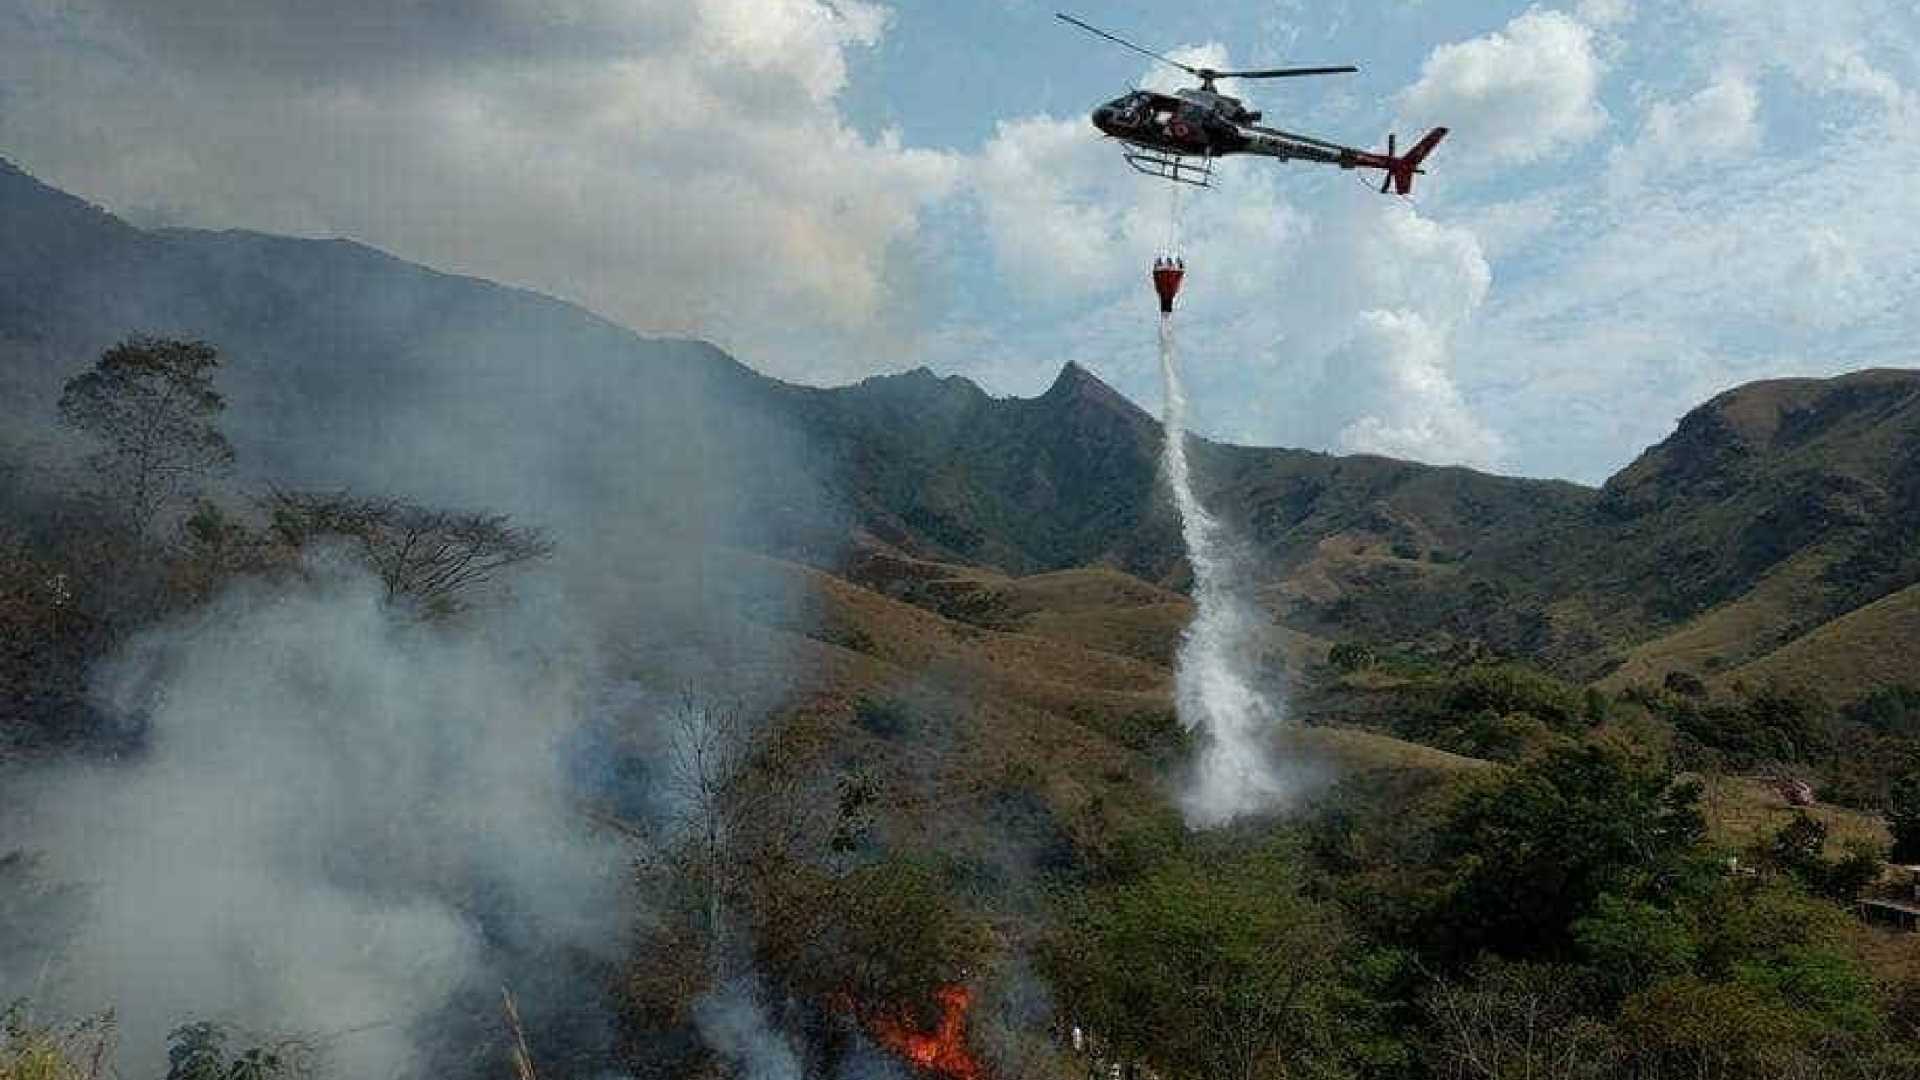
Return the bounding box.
[1719,582,1920,700]
[15,156,1920,706]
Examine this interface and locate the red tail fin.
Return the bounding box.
[1387,126,1448,195]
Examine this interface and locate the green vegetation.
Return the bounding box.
[1044,844,1399,1080]
[0,1007,113,1080]
[1,338,554,758]
[163,1023,305,1080]
[57,337,234,533]
[14,158,1920,1080]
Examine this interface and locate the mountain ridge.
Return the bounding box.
[6,155,1920,697]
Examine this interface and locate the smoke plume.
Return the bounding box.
[0,549,626,1075]
[0,207,845,1075]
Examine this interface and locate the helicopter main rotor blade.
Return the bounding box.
[1218,65,1358,78]
[1055,13,1200,77]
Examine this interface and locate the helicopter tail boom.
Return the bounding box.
[1382,127,1447,195]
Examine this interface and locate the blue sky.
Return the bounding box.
[4,0,1919,482]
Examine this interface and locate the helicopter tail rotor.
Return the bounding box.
[1382,127,1447,196]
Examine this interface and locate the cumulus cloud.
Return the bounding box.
[1606,74,1760,191]
[1692,0,1915,110]
[1466,92,1920,480]
[1398,9,1609,165]
[1575,0,1635,29]
[0,0,957,383]
[1140,43,1232,94]
[1333,310,1501,467]
[965,67,1499,470]
[973,117,1140,301]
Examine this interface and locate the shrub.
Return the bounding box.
[1329,642,1378,674]
[852,697,915,739]
[1444,665,1586,732]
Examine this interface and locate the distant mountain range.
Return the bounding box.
[6,156,1918,699]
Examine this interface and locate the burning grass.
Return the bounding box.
[860,985,986,1080]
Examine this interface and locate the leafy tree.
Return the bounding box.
[1662,670,1707,698]
[1732,944,1879,1035]
[852,696,914,739]
[1444,665,1587,731]
[1760,814,1882,902]
[1426,741,1707,963]
[822,856,992,1011]
[1614,976,1805,1078]
[1888,773,1920,863]
[745,853,988,1021]
[1572,894,1698,1000]
[58,338,234,531]
[1046,848,1389,1080]
[1843,685,1920,738]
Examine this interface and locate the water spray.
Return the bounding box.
[1152,258,1290,827]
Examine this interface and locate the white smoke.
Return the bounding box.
[0,548,628,1076]
[1157,317,1294,827]
[694,978,805,1080]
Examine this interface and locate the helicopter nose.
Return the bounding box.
[1092,104,1116,130]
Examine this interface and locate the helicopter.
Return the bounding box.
[1058,13,1447,193]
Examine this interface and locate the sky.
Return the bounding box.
[3,0,1919,483]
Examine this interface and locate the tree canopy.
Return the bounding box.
[58,337,234,530]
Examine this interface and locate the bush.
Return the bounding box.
[0,1005,114,1080]
[1759,815,1882,902]
[852,697,915,739]
[1043,847,1382,1080]
[1663,670,1707,697]
[1444,665,1587,732]
[1329,642,1378,674]
[1843,685,1920,738]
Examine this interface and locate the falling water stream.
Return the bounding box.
[1158,314,1288,827]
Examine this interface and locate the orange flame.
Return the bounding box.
[864,984,985,1080]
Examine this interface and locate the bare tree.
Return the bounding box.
[58,337,234,532]
[1420,963,1614,1080]
[263,490,552,615]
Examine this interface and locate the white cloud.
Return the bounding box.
[0,0,959,383]
[1141,43,1231,94]
[1575,0,1634,29]
[1451,193,1563,259]
[1692,0,1915,110]
[1335,311,1502,468]
[1465,99,1920,480]
[973,116,1142,301]
[1398,9,1609,165]
[1605,73,1760,190]
[965,90,1500,470]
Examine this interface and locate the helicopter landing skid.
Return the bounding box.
[1121,148,1214,187]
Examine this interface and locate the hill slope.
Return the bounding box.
[7,157,1920,702]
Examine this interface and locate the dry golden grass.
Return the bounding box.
[1695,774,1889,857]
[1718,581,1920,703]
[1598,547,1835,691]
[1286,726,1489,775]
[1271,531,1460,609]
[1846,918,1920,993]
[0,1009,113,1080]
[675,548,1492,853]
